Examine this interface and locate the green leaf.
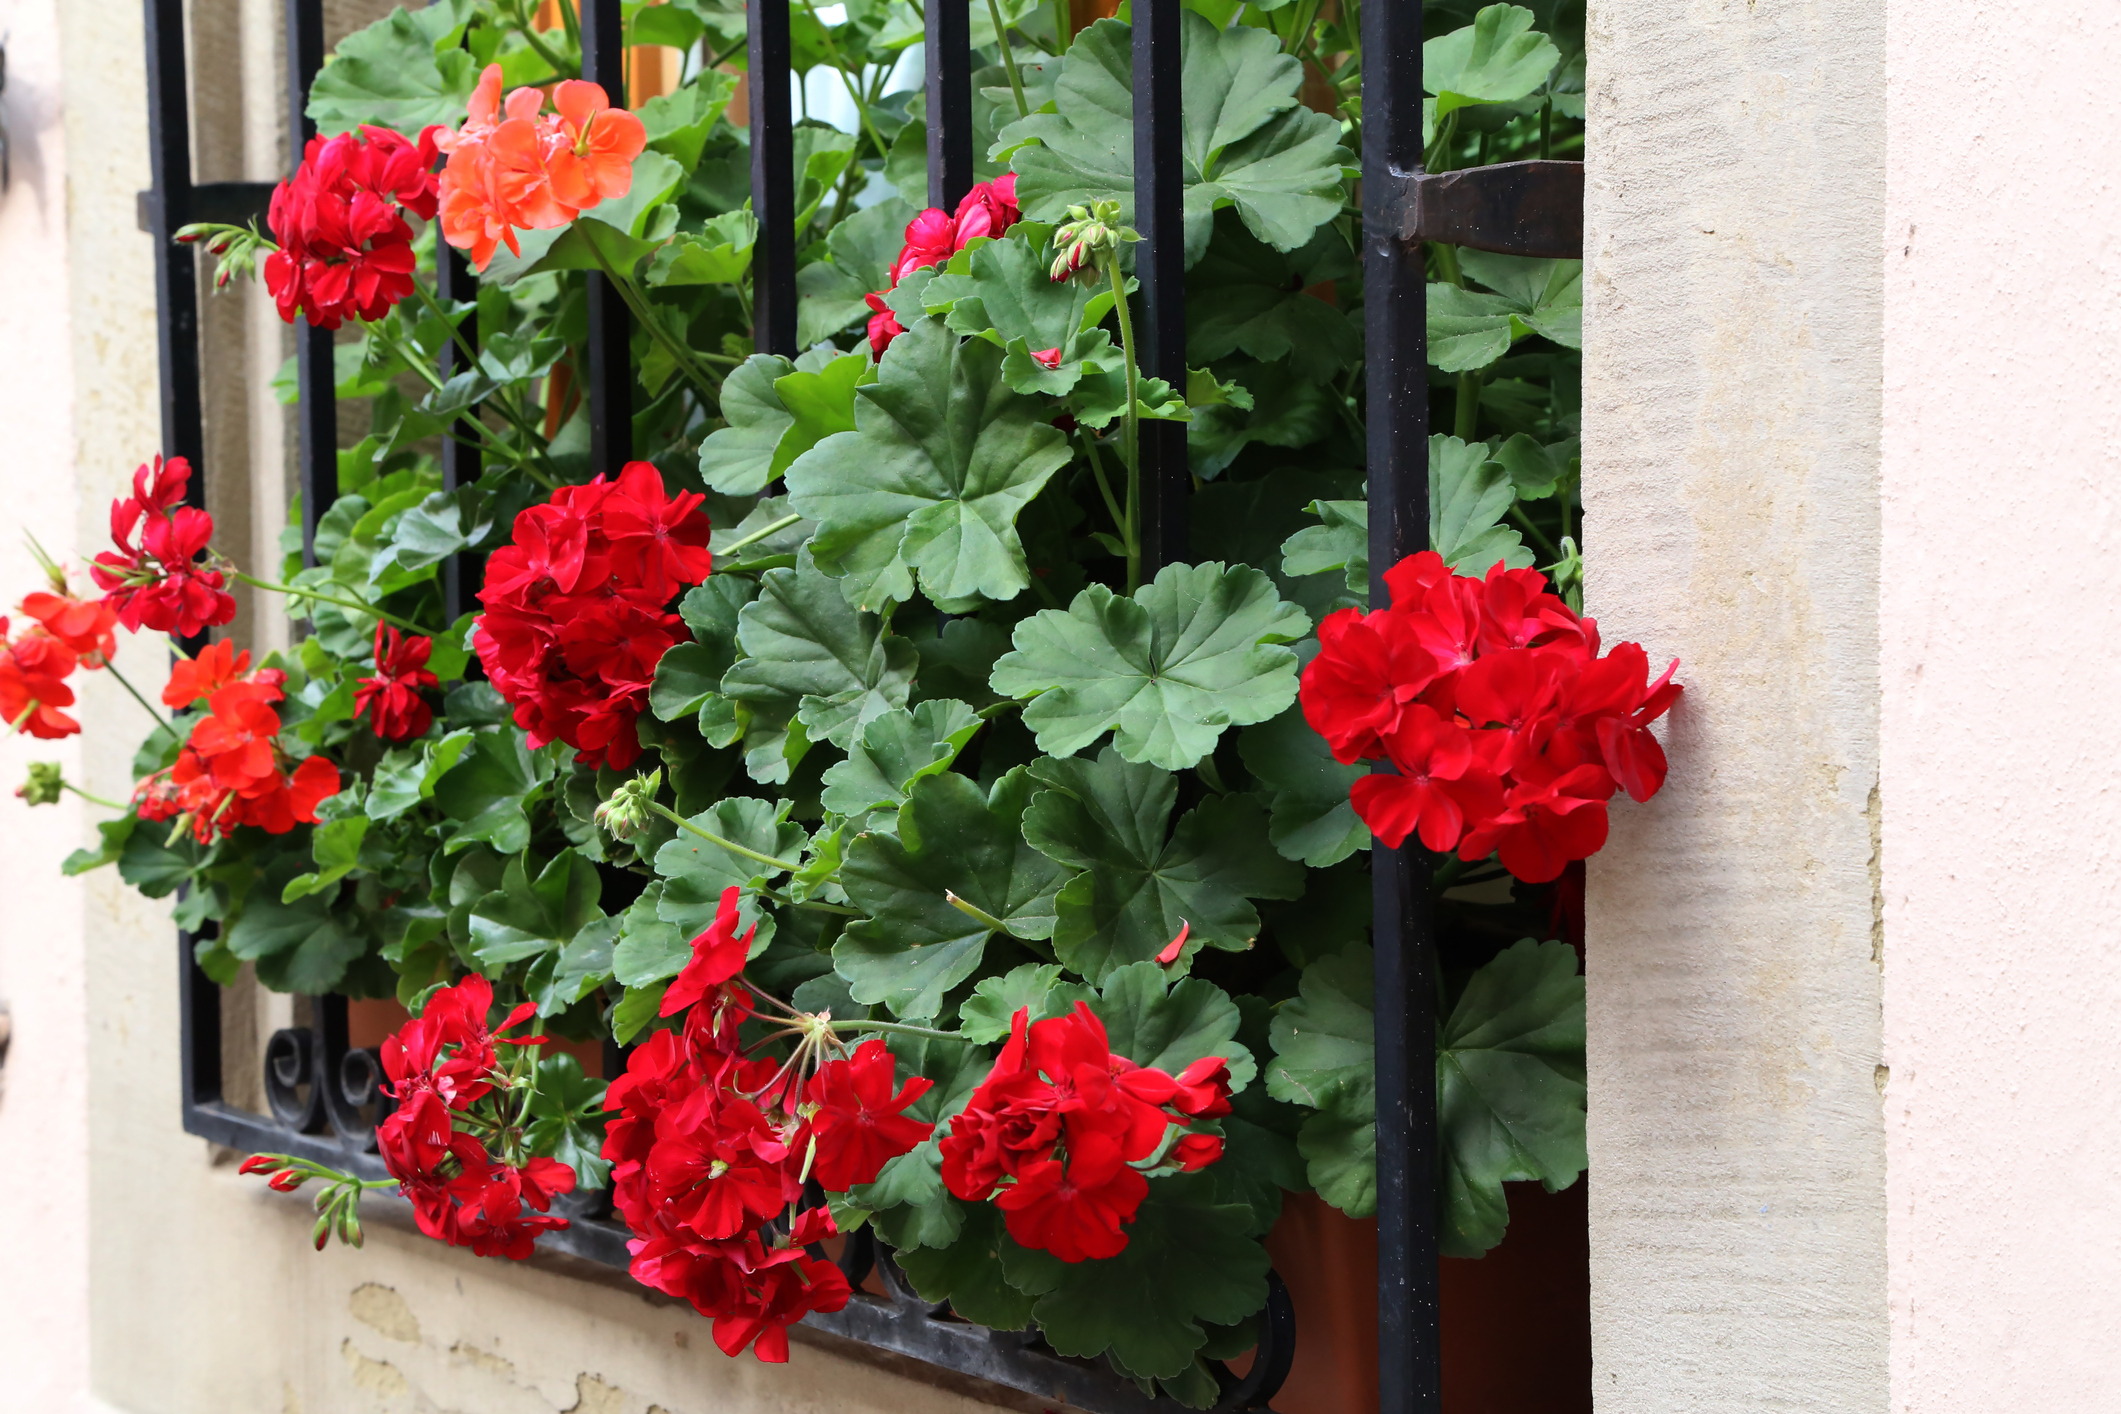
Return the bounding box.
[1238,703,1369,867]
[638,71,736,173]
[918,232,1116,394]
[468,849,603,967]
[611,981,668,1045]
[524,1053,612,1189]
[991,561,1310,770]
[1493,433,1578,501]
[891,1203,1039,1330]
[228,857,369,994]
[1023,749,1302,983]
[1016,1176,1270,1380]
[1425,283,1521,373]
[64,814,137,876]
[796,197,915,347]
[534,914,619,1017]
[957,961,1067,1042]
[719,553,918,749]
[697,354,797,496]
[784,317,1074,610]
[1090,961,1256,1092]
[1007,16,1348,266]
[645,209,758,287]
[1431,434,1533,574]
[1184,216,1359,385]
[1279,497,1370,599]
[835,769,1072,1019]
[1436,938,1587,1257]
[1459,250,1583,350]
[305,0,476,137]
[818,699,983,816]
[652,796,805,934]
[773,352,872,469]
[117,822,205,898]
[612,882,693,987]
[1423,4,1561,116]
[282,816,370,902]
[431,729,555,854]
[1265,943,1377,1217]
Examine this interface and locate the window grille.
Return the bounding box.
[138,1,1584,1408]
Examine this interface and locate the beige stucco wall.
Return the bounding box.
[1880,3,2121,1410]
[2,0,1010,1408]
[1581,0,1889,1409]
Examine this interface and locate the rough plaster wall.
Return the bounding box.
[1580,1,1887,1409]
[1880,4,2121,1410]
[0,0,93,1402]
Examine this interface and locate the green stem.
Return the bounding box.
[944,890,1011,934]
[1077,431,1128,544]
[987,0,1032,119]
[5,700,39,736]
[103,661,174,737]
[833,1018,965,1044]
[513,6,578,80]
[1507,502,1559,560]
[406,285,566,488]
[586,241,723,403]
[62,781,129,811]
[718,512,803,556]
[556,0,583,61]
[1454,371,1482,441]
[801,0,892,161]
[648,799,807,875]
[231,571,433,636]
[1104,253,1143,594]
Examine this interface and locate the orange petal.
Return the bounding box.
[552,79,611,130]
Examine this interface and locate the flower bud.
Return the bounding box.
[1048,200,1138,286]
[338,1207,365,1249]
[237,1153,280,1176]
[594,768,662,842]
[268,1168,306,1192]
[14,762,63,807]
[311,1213,333,1251]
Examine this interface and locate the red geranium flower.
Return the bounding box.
[474,464,714,769]
[802,1038,935,1191]
[88,455,237,639]
[264,126,443,328]
[661,886,758,1017]
[19,591,117,666]
[0,617,80,739]
[353,623,439,742]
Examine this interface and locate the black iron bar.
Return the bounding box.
[926,0,973,211]
[286,0,335,563]
[436,244,482,625]
[748,0,797,356]
[1130,0,1186,573]
[581,0,633,471]
[1362,0,1443,1409]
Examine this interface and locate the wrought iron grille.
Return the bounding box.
[139,1,1583,1409]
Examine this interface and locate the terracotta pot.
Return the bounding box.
[1256,1182,1590,1413]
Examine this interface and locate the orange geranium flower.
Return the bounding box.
[548,81,647,209]
[436,65,640,272]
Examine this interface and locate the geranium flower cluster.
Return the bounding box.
[1301,551,1683,884]
[864,175,1021,355]
[89,455,237,639]
[474,461,714,770]
[132,644,338,843]
[366,976,578,1258]
[602,888,934,1361]
[437,65,646,271]
[1,578,117,740]
[353,623,438,742]
[264,125,443,328]
[939,1003,1232,1263]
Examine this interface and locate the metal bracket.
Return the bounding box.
[135,180,276,234]
[1379,159,1585,260]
